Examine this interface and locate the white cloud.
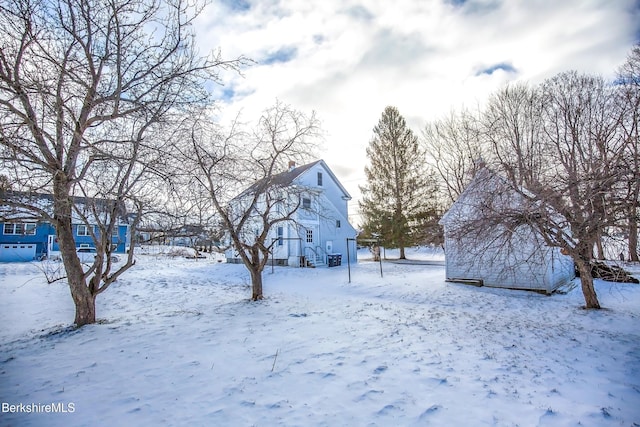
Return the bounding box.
[194,0,640,223]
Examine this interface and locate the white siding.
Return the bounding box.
[226,160,358,266]
[441,168,575,293]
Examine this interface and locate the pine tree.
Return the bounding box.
[359,106,437,259]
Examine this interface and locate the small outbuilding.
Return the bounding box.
[439,167,574,294]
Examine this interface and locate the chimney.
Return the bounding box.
[288,160,296,171]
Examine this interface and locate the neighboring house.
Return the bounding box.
[439,166,574,294]
[0,192,131,262]
[226,160,358,267]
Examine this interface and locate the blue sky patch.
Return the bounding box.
[219,0,250,12]
[476,62,517,76]
[345,5,375,21]
[262,46,298,65]
[445,0,502,15]
[221,87,236,101]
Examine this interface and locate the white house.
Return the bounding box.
[226,160,358,267]
[439,167,575,294]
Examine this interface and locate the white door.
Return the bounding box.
[304,225,321,263]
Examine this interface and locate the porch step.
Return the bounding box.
[304,260,325,268]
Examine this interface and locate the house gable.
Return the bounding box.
[291,160,352,220]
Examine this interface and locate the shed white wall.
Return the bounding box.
[443,225,574,293]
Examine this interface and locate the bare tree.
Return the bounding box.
[421,108,485,205]
[482,83,546,188]
[616,43,640,261]
[0,0,246,325]
[482,72,627,309]
[185,102,320,300]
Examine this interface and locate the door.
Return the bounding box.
[303,225,321,264]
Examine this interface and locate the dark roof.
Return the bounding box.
[0,190,130,223]
[239,160,322,197]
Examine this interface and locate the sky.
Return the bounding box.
[194,0,640,224]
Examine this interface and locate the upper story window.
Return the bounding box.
[302,197,311,209]
[77,224,90,236]
[3,223,36,235]
[317,172,323,186]
[277,226,283,246]
[336,220,341,228]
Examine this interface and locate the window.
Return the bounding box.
[3,223,36,235]
[317,172,323,186]
[277,226,283,246]
[302,197,311,209]
[77,224,90,236]
[336,220,341,228]
[306,229,313,243]
[4,223,20,235]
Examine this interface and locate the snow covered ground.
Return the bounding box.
[1,247,639,426]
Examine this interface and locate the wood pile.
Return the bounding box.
[589,262,639,284]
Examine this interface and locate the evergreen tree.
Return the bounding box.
[359,106,437,259]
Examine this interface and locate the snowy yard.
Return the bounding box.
[1,248,639,426]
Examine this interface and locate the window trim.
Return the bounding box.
[77,224,90,236]
[277,226,283,246]
[24,223,36,235]
[3,222,37,235]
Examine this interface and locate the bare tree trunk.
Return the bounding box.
[71,286,97,326]
[399,246,406,259]
[575,258,601,309]
[54,179,98,326]
[595,236,605,261]
[59,226,97,325]
[629,207,639,262]
[249,267,263,301]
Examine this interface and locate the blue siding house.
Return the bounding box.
[0,193,131,262]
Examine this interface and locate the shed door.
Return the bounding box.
[0,243,36,262]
